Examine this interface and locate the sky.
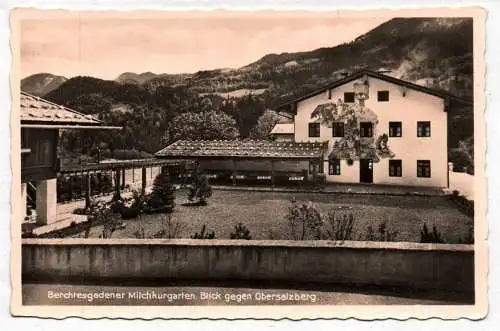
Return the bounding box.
[20,13,390,80]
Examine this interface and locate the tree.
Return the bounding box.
[147,170,175,213]
[170,111,239,140]
[249,109,284,140]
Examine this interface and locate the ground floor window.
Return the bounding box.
[329,159,341,175]
[309,161,324,174]
[417,160,431,178]
[389,159,402,177]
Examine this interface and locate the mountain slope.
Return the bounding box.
[21,73,67,96]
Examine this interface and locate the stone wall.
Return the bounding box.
[22,239,474,294]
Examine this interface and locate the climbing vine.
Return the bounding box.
[310,98,395,163]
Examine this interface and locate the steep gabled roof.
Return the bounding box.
[20,91,103,126]
[276,69,472,112]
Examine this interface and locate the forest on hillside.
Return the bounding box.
[47,77,282,162]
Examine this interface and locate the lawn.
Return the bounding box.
[77,189,474,244]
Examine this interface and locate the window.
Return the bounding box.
[308,123,320,137]
[309,161,324,174]
[360,122,373,137]
[389,122,402,137]
[377,90,390,102]
[332,122,345,137]
[344,92,355,103]
[389,160,402,177]
[417,160,431,178]
[329,159,341,175]
[417,121,431,137]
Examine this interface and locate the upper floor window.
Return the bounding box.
[389,159,402,177]
[417,121,431,137]
[389,121,402,137]
[377,90,390,102]
[332,122,345,137]
[360,122,373,137]
[417,160,431,178]
[344,92,355,103]
[308,123,320,137]
[329,159,341,175]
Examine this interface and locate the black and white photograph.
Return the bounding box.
[10,7,486,319]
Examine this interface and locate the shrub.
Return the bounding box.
[459,226,474,244]
[119,190,146,219]
[364,220,398,242]
[324,212,355,241]
[230,223,252,240]
[286,199,322,240]
[187,173,213,205]
[159,214,184,239]
[447,191,474,218]
[191,225,216,239]
[85,200,121,239]
[133,228,145,239]
[420,222,445,243]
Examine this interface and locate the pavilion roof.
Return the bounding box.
[155,139,327,159]
[20,91,103,126]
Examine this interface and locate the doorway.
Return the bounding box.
[359,158,373,183]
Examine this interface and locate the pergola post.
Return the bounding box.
[271,159,276,188]
[68,175,73,201]
[141,167,147,194]
[114,169,121,200]
[85,172,91,210]
[121,169,126,190]
[231,158,237,186]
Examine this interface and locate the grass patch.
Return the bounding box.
[73,189,473,243]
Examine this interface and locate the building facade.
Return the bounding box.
[277,70,471,188]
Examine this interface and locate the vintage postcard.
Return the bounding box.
[10,7,487,320]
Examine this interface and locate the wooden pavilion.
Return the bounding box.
[20,91,122,225]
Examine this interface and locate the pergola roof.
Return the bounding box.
[20,91,103,126]
[59,158,185,174]
[155,139,327,159]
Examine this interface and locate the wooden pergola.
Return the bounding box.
[58,158,187,209]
